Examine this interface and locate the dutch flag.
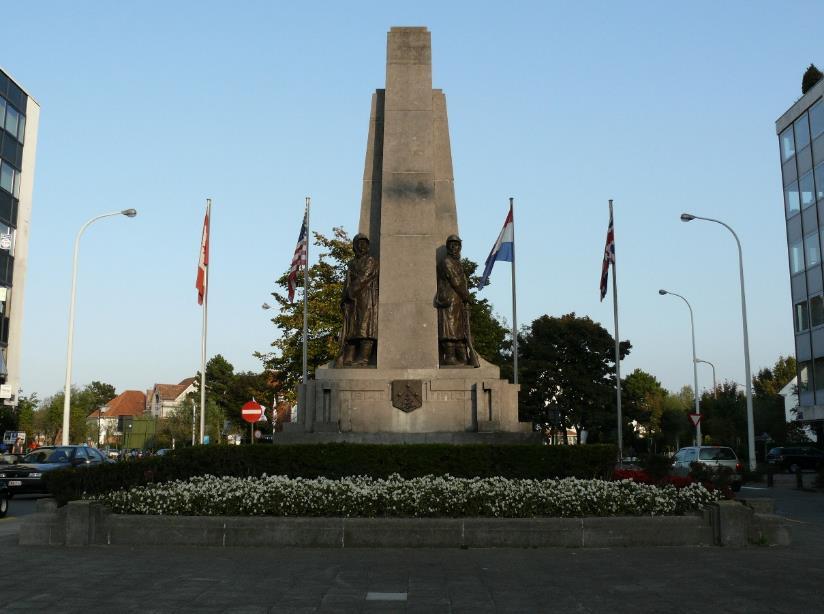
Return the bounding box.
[478,203,514,289]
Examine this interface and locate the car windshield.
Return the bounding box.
[23,447,73,464]
[699,448,737,461]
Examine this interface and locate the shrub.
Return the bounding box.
[640,454,672,482]
[45,443,617,506]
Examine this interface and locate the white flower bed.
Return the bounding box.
[89,474,721,518]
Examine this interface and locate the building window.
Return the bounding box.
[0,163,12,195]
[0,99,4,130]
[806,232,821,268]
[799,361,811,392]
[785,181,800,216]
[781,127,796,161]
[812,296,824,327]
[801,171,815,208]
[816,163,824,202]
[790,239,805,274]
[17,114,24,144]
[796,300,810,332]
[796,113,811,151]
[815,358,824,395]
[4,105,18,139]
[812,100,824,139]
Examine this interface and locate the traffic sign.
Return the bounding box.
[254,430,262,439]
[0,234,11,250]
[688,413,702,427]
[241,400,264,423]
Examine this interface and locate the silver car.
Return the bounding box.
[671,446,743,491]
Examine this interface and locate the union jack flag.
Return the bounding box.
[287,209,308,303]
[599,205,615,301]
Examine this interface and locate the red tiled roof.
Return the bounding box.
[178,377,196,388]
[155,384,187,401]
[88,390,146,418]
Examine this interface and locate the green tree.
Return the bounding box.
[75,381,117,416]
[259,227,513,394]
[519,313,631,444]
[752,355,798,446]
[699,381,746,451]
[15,392,39,437]
[622,369,667,453]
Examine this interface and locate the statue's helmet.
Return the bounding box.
[353,233,369,247]
[446,234,462,245]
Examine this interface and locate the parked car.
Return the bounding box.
[765,446,824,473]
[0,480,8,517]
[0,453,24,465]
[671,445,743,491]
[0,445,113,496]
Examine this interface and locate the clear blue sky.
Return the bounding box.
[2,1,818,401]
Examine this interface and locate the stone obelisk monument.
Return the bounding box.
[294,27,532,441]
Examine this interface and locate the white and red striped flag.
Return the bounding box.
[599,205,615,301]
[288,209,308,303]
[195,205,210,305]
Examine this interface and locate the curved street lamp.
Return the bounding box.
[659,289,701,445]
[681,213,755,471]
[695,358,717,399]
[62,209,137,445]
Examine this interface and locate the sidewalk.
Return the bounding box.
[0,478,821,613]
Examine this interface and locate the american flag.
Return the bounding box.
[288,209,308,303]
[599,204,615,301]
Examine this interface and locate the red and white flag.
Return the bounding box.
[287,209,308,303]
[196,205,210,305]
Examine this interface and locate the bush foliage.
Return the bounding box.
[45,443,617,506]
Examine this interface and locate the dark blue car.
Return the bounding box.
[0,445,112,496]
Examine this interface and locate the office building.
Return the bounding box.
[776,69,824,440]
[0,68,39,405]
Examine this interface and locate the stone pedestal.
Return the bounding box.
[298,27,531,437]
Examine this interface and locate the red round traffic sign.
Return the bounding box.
[241,400,264,424]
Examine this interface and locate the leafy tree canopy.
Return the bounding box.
[519,312,631,444]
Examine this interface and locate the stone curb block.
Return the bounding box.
[19,500,791,548]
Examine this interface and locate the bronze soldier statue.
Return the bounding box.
[436,235,479,367]
[336,233,379,366]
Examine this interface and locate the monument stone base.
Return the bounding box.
[293,359,533,436]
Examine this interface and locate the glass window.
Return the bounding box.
[815,358,824,393]
[812,101,824,139]
[815,163,824,202]
[11,169,19,199]
[796,114,811,151]
[4,105,18,137]
[799,361,811,392]
[801,172,815,208]
[699,447,736,461]
[790,239,805,274]
[782,127,796,161]
[785,181,800,216]
[0,99,5,129]
[0,163,12,195]
[805,232,820,267]
[811,296,824,327]
[17,114,24,144]
[796,301,810,331]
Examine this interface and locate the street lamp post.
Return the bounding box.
[62,209,137,445]
[681,213,755,471]
[659,289,701,445]
[695,358,717,398]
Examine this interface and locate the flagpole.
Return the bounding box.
[200,198,211,444]
[509,197,518,385]
[302,197,310,385]
[609,199,623,458]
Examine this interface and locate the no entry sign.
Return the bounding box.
[241,400,264,424]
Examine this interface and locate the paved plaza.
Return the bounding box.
[0,475,822,613]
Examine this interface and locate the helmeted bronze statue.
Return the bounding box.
[436,235,479,367]
[336,233,379,366]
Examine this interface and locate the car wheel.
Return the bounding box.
[789,463,801,474]
[731,483,742,492]
[0,495,8,518]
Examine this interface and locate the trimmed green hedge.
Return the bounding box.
[44,443,617,506]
